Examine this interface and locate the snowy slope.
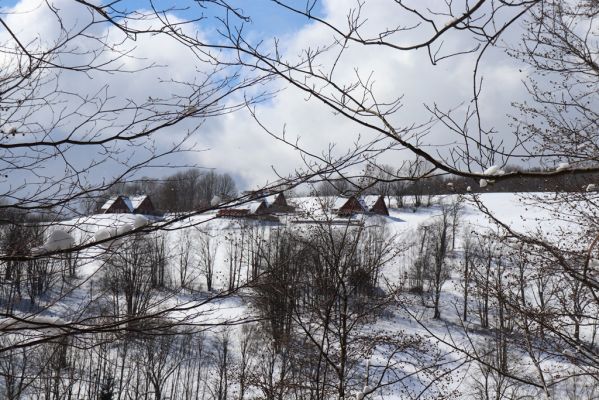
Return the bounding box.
[21,192,588,399]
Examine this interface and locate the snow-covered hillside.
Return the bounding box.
[1,192,597,400]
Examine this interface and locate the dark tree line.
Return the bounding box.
[93,169,238,214]
[313,166,599,210]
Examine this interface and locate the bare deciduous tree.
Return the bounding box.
[198,231,218,292]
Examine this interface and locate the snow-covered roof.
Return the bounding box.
[100,196,123,211]
[361,195,383,210]
[100,196,114,210]
[333,196,351,210]
[247,200,266,214]
[264,194,277,204]
[101,194,150,213]
[218,200,266,215]
[129,195,148,210]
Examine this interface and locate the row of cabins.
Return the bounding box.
[98,193,390,219]
[216,192,389,219]
[216,193,295,218]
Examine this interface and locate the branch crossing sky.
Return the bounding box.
[1,0,530,190]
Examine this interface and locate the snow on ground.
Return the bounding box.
[45,193,573,323]
[24,192,587,398]
[37,192,573,317]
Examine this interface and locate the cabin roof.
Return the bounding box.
[100,194,151,213]
[129,195,148,210]
[100,195,128,211]
[360,195,384,210]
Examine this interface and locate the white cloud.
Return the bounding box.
[197,0,532,186]
[1,0,533,195]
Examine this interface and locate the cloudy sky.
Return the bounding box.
[0,0,532,194]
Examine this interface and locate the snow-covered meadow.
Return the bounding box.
[2,192,597,399]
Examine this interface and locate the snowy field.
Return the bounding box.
[3,192,596,399]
